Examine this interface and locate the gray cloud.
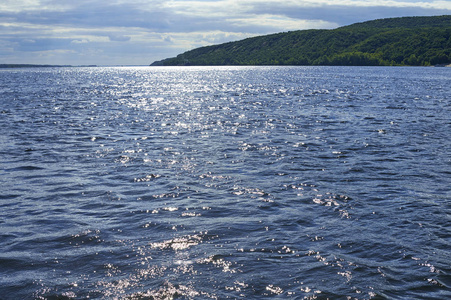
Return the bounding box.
[249,4,450,26]
[108,35,131,42]
[13,38,74,52]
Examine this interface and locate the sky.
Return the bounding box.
[1,0,450,66]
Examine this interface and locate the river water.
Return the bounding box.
[0,66,450,299]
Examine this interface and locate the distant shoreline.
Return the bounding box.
[0,64,97,68]
[2,63,449,69]
[0,64,163,68]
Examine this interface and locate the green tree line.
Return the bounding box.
[151,15,451,67]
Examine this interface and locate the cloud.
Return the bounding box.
[108,35,131,42]
[0,0,449,65]
[248,2,451,25]
[15,38,75,52]
[71,39,89,44]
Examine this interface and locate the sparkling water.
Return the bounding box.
[1,66,450,299]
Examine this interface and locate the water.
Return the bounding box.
[0,66,450,299]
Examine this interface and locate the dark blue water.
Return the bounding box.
[0,66,450,299]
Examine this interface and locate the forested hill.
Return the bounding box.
[151,15,451,66]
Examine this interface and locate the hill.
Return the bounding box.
[151,15,451,66]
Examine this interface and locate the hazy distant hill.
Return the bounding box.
[151,15,451,66]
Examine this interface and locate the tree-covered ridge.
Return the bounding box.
[151,15,451,66]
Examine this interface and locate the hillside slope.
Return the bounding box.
[151,15,451,66]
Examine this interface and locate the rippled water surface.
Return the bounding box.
[1,66,450,299]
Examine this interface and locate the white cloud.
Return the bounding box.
[71,39,89,44]
[231,14,337,31]
[0,0,71,12]
[0,0,43,12]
